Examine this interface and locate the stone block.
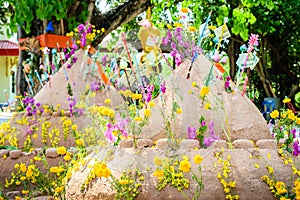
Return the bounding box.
[232,139,254,149]
[119,139,133,148]
[208,140,228,149]
[46,148,59,158]
[9,150,22,159]
[0,149,10,158]
[256,139,278,149]
[137,139,153,148]
[179,139,199,149]
[155,138,168,149]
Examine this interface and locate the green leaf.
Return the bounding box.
[240,29,249,41]
[266,1,275,10]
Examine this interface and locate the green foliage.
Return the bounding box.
[2,0,88,35]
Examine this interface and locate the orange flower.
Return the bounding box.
[188,26,197,32]
[181,7,189,13]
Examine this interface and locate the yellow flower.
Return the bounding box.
[176,108,182,114]
[283,98,291,104]
[270,110,279,119]
[179,159,191,173]
[50,166,64,173]
[204,103,210,110]
[200,86,210,97]
[71,124,78,131]
[134,116,143,122]
[21,190,29,195]
[20,163,27,173]
[227,154,231,161]
[119,179,129,185]
[120,90,130,97]
[193,154,203,164]
[76,139,84,147]
[33,156,41,161]
[102,168,111,178]
[296,117,300,125]
[153,169,164,177]
[266,166,274,174]
[180,7,189,13]
[174,23,183,28]
[101,28,105,32]
[288,113,296,121]
[154,156,163,166]
[224,187,230,194]
[167,24,172,30]
[33,134,38,139]
[188,26,197,32]
[192,82,197,87]
[57,146,67,155]
[64,155,72,161]
[208,25,216,30]
[131,93,142,100]
[20,176,26,181]
[149,101,155,108]
[144,109,151,118]
[55,186,64,193]
[104,98,111,104]
[254,163,260,168]
[15,196,21,200]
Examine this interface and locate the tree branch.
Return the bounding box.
[91,0,152,45]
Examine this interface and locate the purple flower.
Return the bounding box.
[77,24,85,32]
[167,30,172,38]
[160,81,166,93]
[171,42,176,50]
[201,121,206,127]
[293,141,300,156]
[291,128,297,138]
[170,50,178,57]
[203,137,214,147]
[90,81,101,91]
[101,54,108,66]
[187,126,197,139]
[145,93,152,103]
[173,27,182,36]
[72,43,78,50]
[87,25,92,33]
[183,42,190,48]
[146,84,154,92]
[26,106,32,111]
[176,34,182,43]
[175,54,183,66]
[162,37,169,46]
[203,121,220,147]
[66,64,72,69]
[35,102,41,107]
[72,56,78,63]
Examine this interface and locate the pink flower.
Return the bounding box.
[220,57,227,64]
[138,19,152,27]
[105,123,116,143]
[248,34,259,47]
[212,51,220,62]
